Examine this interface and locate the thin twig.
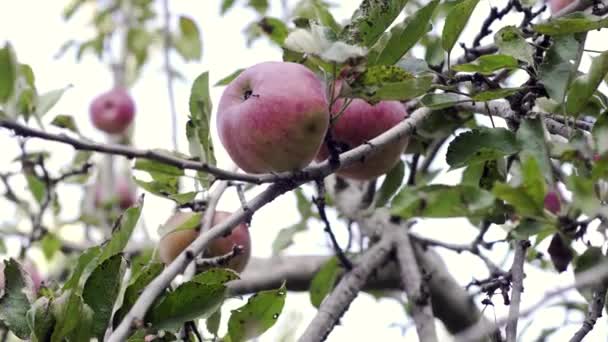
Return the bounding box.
[505,240,530,342]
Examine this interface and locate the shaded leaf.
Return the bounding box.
[442,0,480,54]
[566,51,608,116]
[453,54,519,74]
[38,86,71,117]
[548,233,573,273]
[375,160,405,207]
[227,283,287,342]
[98,196,143,262]
[258,17,289,45]
[310,257,340,308]
[446,128,520,169]
[272,221,307,255]
[472,87,521,102]
[191,268,240,285]
[420,93,466,109]
[113,262,164,328]
[494,26,535,66]
[539,34,583,103]
[340,0,409,47]
[0,259,32,339]
[26,296,55,342]
[50,114,78,133]
[517,117,552,182]
[50,290,93,342]
[533,14,608,35]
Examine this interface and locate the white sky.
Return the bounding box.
[1,0,607,341]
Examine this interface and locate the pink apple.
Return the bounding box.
[89,87,135,134]
[158,211,251,273]
[316,98,409,180]
[548,0,574,13]
[95,177,137,210]
[203,211,251,273]
[544,191,561,215]
[217,61,329,173]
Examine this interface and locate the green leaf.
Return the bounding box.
[511,219,553,240]
[26,297,55,342]
[134,177,179,198]
[310,257,340,308]
[83,254,127,340]
[191,268,240,285]
[272,222,307,255]
[98,196,143,263]
[533,14,608,35]
[50,290,93,342]
[375,160,405,207]
[25,172,46,204]
[258,17,289,45]
[227,284,287,342]
[368,0,439,66]
[453,54,519,74]
[349,66,433,103]
[174,16,202,61]
[340,0,409,47]
[442,0,480,54]
[248,0,269,14]
[50,114,79,133]
[207,309,222,336]
[517,117,552,182]
[567,175,607,218]
[168,191,198,205]
[215,69,244,86]
[391,184,495,218]
[146,282,227,330]
[539,34,583,103]
[446,128,520,169]
[593,114,608,155]
[420,93,465,109]
[0,43,17,103]
[134,158,185,177]
[221,0,237,15]
[494,26,535,66]
[62,246,102,290]
[37,86,71,117]
[189,71,216,188]
[493,159,547,219]
[113,262,164,328]
[520,156,546,206]
[0,259,32,339]
[157,211,201,238]
[472,87,521,102]
[40,233,61,260]
[566,51,608,116]
[308,0,341,33]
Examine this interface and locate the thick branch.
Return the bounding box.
[394,230,438,342]
[298,236,394,342]
[505,240,530,342]
[569,285,608,342]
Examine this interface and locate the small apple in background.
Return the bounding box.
[89,87,135,134]
[95,177,137,210]
[158,211,251,273]
[544,190,561,215]
[548,0,573,13]
[316,98,409,180]
[217,61,329,173]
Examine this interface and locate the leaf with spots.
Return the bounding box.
[146,281,227,330]
[348,65,433,103]
[340,0,409,47]
[0,259,33,339]
[227,283,287,342]
[446,127,521,169]
[494,26,535,67]
[113,262,164,329]
[82,254,127,340]
[309,257,341,308]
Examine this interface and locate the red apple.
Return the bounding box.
[89,87,135,134]
[158,212,200,265]
[158,211,251,273]
[548,0,574,13]
[217,61,329,173]
[95,177,137,210]
[316,98,409,180]
[203,211,251,273]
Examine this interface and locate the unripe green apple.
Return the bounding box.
[217,61,329,173]
[89,87,135,134]
[316,98,409,180]
[158,211,251,273]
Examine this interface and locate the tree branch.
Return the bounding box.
[505,240,530,342]
[394,229,438,342]
[298,235,394,342]
[569,284,608,342]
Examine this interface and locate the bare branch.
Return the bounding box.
[569,285,608,342]
[298,236,394,342]
[505,240,530,342]
[394,229,438,342]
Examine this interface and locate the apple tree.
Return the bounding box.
[1,0,608,341]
